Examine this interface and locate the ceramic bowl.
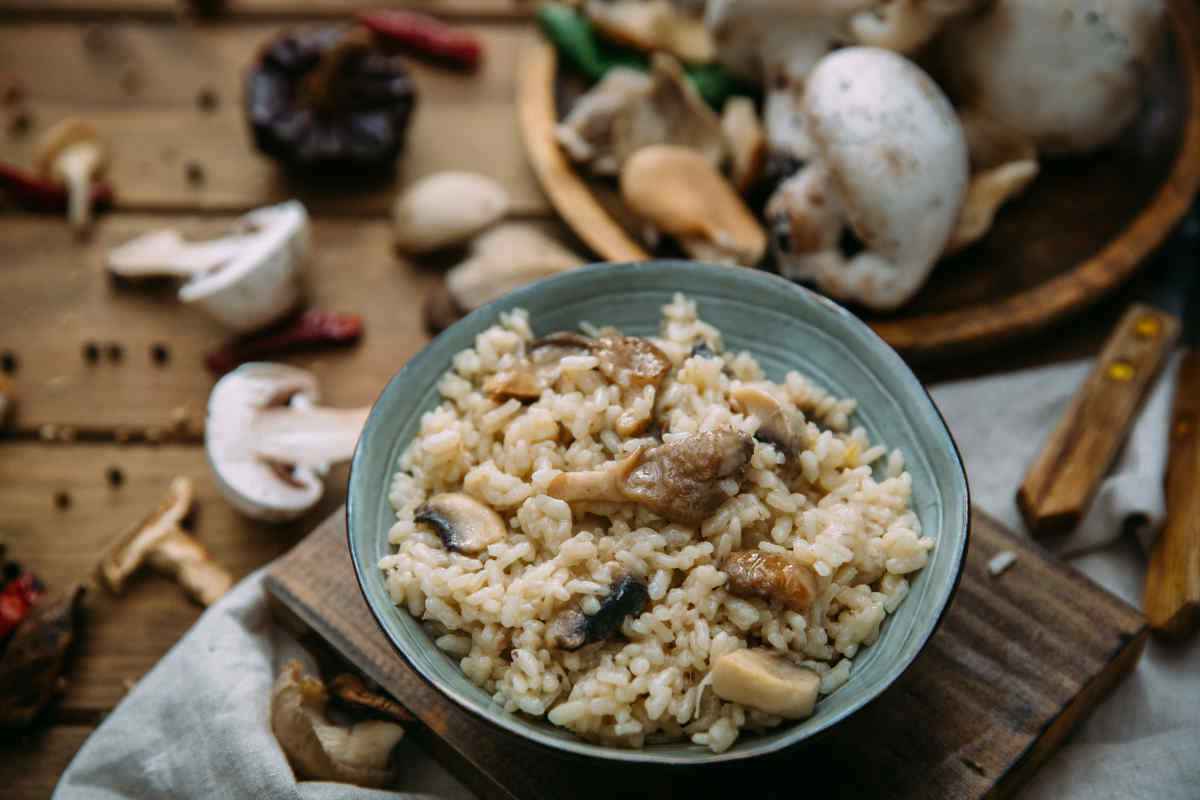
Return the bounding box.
[348,261,969,764]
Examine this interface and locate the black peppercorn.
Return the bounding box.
[150,343,170,365]
[54,491,71,510]
[245,27,417,175]
[106,466,124,487]
[185,161,206,186]
[196,87,220,112]
[1,351,16,373]
[83,341,100,363]
[106,342,123,362]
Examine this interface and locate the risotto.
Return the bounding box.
[380,294,932,753]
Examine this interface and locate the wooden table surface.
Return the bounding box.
[0,2,1169,796]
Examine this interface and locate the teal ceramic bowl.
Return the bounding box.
[348,261,969,764]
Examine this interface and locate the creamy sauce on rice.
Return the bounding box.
[380,294,932,753]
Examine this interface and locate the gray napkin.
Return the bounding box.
[54,357,1199,799]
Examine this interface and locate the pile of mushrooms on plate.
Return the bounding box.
[544,0,1167,311]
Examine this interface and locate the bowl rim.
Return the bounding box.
[347,260,970,764]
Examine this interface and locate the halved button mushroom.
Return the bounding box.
[621,144,767,266]
[392,172,509,254]
[548,428,754,525]
[710,648,821,719]
[722,550,817,612]
[97,477,232,606]
[546,574,649,650]
[415,493,507,554]
[769,47,968,310]
[730,385,797,459]
[106,201,310,333]
[272,661,405,789]
[34,118,108,233]
[205,363,369,522]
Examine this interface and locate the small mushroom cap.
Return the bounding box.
[34,118,108,177]
[415,493,507,554]
[179,201,309,333]
[586,0,716,64]
[98,477,195,594]
[445,224,584,312]
[941,0,1165,155]
[710,648,820,719]
[393,172,510,254]
[620,144,767,266]
[205,362,324,522]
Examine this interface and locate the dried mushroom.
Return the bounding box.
[0,584,84,728]
[392,172,509,254]
[722,550,817,612]
[548,428,753,525]
[621,145,766,266]
[97,477,232,606]
[547,575,649,650]
[416,493,507,554]
[710,648,820,719]
[731,385,797,458]
[329,673,414,723]
[556,54,723,176]
[272,661,405,788]
[585,0,715,64]
[246,27,416,174]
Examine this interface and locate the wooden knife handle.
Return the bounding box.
[1145,347,1200,637]
[1018,304,1180,536]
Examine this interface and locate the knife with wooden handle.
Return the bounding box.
[1145,348,1200,637]
[1018,213,1199,538]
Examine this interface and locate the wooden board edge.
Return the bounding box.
[262,565,521,800]
[986,624,1149,799]
[516,40,650,264]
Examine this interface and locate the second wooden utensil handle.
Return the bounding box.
[1018,304,1180,537]
[1145,347,1200,637]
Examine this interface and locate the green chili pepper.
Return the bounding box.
[536,2,756,109]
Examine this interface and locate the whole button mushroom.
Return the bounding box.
[768,47,968,311]
[106,201,309,333]
[246,27,417,174]
[940,0,1165,156]
[34,118,109,234]
[205,363,370,521]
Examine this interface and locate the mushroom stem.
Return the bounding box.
[61,151,98,232]
[249,405,370,469]
[146,531,233,607]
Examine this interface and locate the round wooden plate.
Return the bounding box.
[518,0,1200,360]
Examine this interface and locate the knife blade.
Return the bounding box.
[1017,212,1198,537]
[1145,211,1200,637]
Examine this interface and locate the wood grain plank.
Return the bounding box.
[267,508,1145,800]
[0,0,533,19]
[0,724,94,798]
[0,214,443,431]
[0,20,548,215]
[0,442,351,712]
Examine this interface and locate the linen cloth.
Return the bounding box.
[54,357,1199,799]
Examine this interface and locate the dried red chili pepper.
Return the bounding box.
[0,162,114,215]
[357,9,483,71]
[0,573,44,641]
[205,309,364,375]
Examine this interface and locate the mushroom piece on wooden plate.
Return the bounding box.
[205,363,369,522]
[585,0,715,64]
[97,477,232,606]
[939,0,1166,156]
[767,47,968,311]
[106,201,310,333]
[621,145,766,266]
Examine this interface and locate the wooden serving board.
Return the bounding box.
[517,0,1200,360]
[265,508,1146,800]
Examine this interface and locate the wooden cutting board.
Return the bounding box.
[265,509,1145,800]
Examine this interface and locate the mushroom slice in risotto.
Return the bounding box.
[710,648,821,719]
[531,331,672,390]
[546,575,649,651]
[730,385,798,459]
[722,550,817,613]
[415,493,507,554]
[548,429,754,525]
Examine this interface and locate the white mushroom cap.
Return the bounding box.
[771,47,968,310]
[941,0,1165,155]
[179,201,309,332]
[205,363,328,522]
